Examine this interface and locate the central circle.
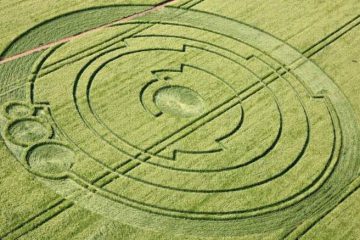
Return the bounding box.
[154,86,205,118]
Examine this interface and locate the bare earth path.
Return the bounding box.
[0,0,177,65]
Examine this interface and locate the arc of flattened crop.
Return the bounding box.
[157,106,244,160]
[139,61,188,117]
[139,79,163,117]
[145,63,245,160]
[100,44,242,160]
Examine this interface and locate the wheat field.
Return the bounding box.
[0,1,359,239]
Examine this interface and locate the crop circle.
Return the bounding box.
[1,5,359,238]
[5,117,53,147]
[26,141,75,176]
[3,101,33,119]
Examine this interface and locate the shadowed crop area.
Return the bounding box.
[0,1,359,239]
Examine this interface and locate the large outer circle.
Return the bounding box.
[7,6,360,237]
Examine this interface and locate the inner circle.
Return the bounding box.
[154,85,205,118]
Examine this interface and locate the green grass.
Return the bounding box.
[0,1,359,239]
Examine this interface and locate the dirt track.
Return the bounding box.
[0,0,177,65]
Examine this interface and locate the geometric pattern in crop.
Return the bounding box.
[1,6,359,237]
